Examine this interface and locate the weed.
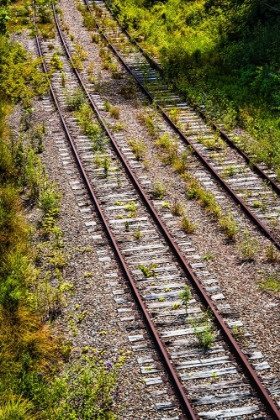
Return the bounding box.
[158,296,165,302]
[173,150,189,173]
[179,285,192,309]
[218,213,239,240]
[128,138,147,161]
[103,156,111,178]
[151,180,167,199]
[162,201,171,209]
[171,200,184,216]
[61,72,67,87]
[203,253,214,261]
[124,201,138,217]
[192,310,216,349]
[111,122,125,132]
[237,230,260,260]
[91,33,99,43]
[125,221,130,231]
[143,159,151,170]
[186,177,221,217]
[138,263,158,277]
[50,52,63,71]
[66,88,86,111]
[259,274,280,293]
[180,215,196,233]
[104,100,111,112]
[232,324,245,341]
[133,227,142,240]
[264,244,279,263]
[138,113,157,136]
[171,302,181,310]
[252,200,266,211]
[156,133,175,152]
[222,164,237,178]
[110,106,120,119]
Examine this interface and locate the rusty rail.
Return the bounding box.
[34,6,280,418]
[83,0,280,252]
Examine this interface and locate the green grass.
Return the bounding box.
[259,274,280,293]
[109,0,280,177]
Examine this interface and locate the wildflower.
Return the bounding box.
[105,361,113,369]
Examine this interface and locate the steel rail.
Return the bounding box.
[100,0,280,197]
[84,0,280,252]
[37,6,280,418]
[34,10,197,420]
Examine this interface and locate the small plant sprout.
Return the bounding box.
[133,226,142,240]
[162,201,171,209]
[211,371,219,382]
[203,253,214,261]
[124,201,138,217]
[172,302,181,310]
[103,156,111,178]
[158,296,165,302]
[179,285,192,310]
[237,230,260,260]
[125,221,130,232]
[138,263,158,278]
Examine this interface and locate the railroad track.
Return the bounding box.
[33,2,280,418]
[82,0,280,251]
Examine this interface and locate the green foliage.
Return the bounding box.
[151,179,167,199]
[128,137,147,160]
[0,38,49,105]
[180,215,196,233]
[236,230,260,260]
[73,102,101,142]
[179,285,192,307]
[218,213,239,240]
[138,263,158,277]
[111,0,280,175]
[258,273,280,293]
[0,8,10,35]
[45,353,119,419]
[191,310,216,349]
[66,88,86,111]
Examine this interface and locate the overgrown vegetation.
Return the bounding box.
[0,1,120,418]
[108,0,280,177]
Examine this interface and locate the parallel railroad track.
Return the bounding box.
[83,0,280,251]
[33,2,280,418]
